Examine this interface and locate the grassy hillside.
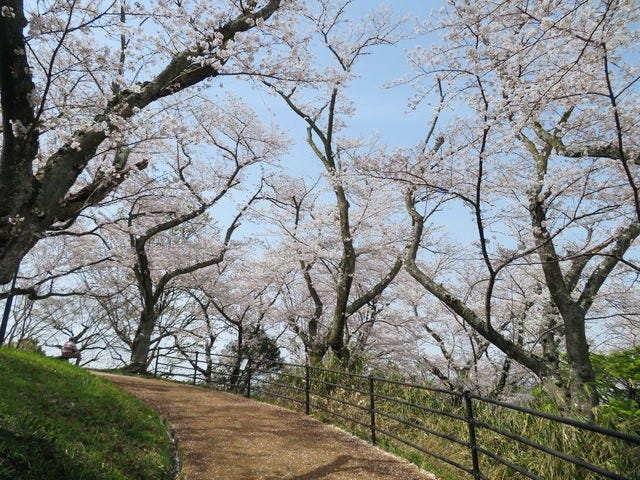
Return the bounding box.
[0,348,174,480]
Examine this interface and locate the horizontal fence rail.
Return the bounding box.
[150,348,640,480]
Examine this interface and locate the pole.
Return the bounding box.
[0,264,20,346]
[153,347,160,376]
[305,363,311,415]
[369,375,377,445]
[463,390,481,480]
[192,351,199,385]
[245,359,252,398]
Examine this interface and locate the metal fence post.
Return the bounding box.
[305,363,311,415]
[369,375,377,445]
[463,390,481,480]
[153,349,160,377]
[192,351,199,385]
[245,359,252,398]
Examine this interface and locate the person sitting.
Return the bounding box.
[60,338,81,364]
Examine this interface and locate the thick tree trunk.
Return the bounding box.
[529,194,599,414]
[229,324,244,388]
[326,181,357,360]
[0,233,36,285]
[0,0,38,284]
[404,190,552,380]
[540,304,561,370]
[128,308,158,373]
[538,306,571,406]
[564,311,598,415]
[307,344,328,367]
[0,1,282,284]
[523,131,602,416]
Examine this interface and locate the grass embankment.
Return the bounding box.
[0,348,174,480]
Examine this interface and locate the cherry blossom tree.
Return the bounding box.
[4,0,638,417]
[0,0,287,284]
[95,94,284,372]
[167,285,230,384]
[0,211,114,346]
[205,280,281,387]
[258,1,408,365]
[155,247,286,384]
[81,269,202,368]
[1,296,50,352]
[256,170,406,366]
[390,0,640,414]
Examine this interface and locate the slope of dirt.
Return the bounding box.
[95,373,438,480]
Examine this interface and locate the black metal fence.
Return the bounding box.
[151,349,640,480]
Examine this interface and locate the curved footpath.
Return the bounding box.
[95,373,438,480]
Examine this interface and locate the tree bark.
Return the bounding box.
[403,188,553,379]
[128,307,159,373]
[521,125,640,415]
[0,0,282,284]
[307,344,327,367]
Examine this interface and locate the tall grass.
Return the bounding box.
[249,363,640,480]
[0,348,174,480]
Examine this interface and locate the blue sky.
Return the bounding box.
[191,0,474,244]
[222,1,438,176]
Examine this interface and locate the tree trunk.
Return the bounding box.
[127,308,158,373]
[564,310,598,415]
[229,324,244,388]
[307,343,327,366]
[524,134,600,416]
[0,1,283,284]
[326,182,357,360]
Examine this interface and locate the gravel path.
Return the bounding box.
[95,373,438,480]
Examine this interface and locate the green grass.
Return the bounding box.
[0,348,174,480]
